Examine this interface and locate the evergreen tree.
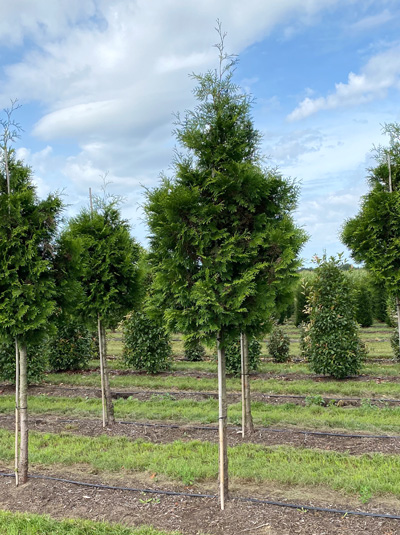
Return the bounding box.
[0,156,62,484]
[145,27,306,507]
[306,255,366,379]
[342,123,400,350]
[66,194,141,426]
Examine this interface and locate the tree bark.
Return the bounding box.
[100,322,115,425]
[217,331,228,509]
[98,315,107,427]
[396,296,400,357]
[14,338,19,487]
[18,343,28,485]
[241,332,254,438]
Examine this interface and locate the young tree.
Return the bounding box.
[305,255,366,379]
[145,26,306,508]
[66,194,141,426]
[342,123,400,351]
[0,157,62,485]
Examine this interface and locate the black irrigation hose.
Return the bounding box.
[29,384,400,405]
[1,471,400,520]
[27,415,400,440]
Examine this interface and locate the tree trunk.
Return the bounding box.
[18,343,28,485]
[396,296,400,357]
[98,316,107,427]
[100,322,115,425]
[217,331,228,509]
[240,333,254,438]
[14,338,19,487]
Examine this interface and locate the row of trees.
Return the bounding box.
[2,26,399,511]
[0,139,142,485]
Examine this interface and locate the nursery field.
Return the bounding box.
[1,321,400,535]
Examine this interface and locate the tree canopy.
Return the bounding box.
[342,123,400,296]
[145,39,307,342]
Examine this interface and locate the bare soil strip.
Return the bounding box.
[0,414,398,455]
[0,471,399,535]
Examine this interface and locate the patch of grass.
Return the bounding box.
[1,395,400,433]
[0,430,399,499]
[43,372,400,399]
[0,511,178,535]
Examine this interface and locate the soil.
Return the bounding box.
[0,413,399,455]
[0,469,399,535]
[1,383,399,408]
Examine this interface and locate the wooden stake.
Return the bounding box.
[98,315,106,428]
[217,331,228,510]
[89,187,93,216]
[241,333,254,438]
[18,343,28,485]
[14,338,19,487]
[100,322,115,425]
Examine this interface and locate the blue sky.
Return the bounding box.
[1,1,399,265]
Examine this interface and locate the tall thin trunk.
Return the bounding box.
[217,331,228,510]
[101,322,115,425]
[18,343,28,485]
[240,333,253,437]
[98,315,106,428]
[396,296,400,357]
[14,338,19,487]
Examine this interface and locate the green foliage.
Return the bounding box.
[145,36,307,343]
[183,338,205,361]
[122,311,172,373]
[47,318,93,372]
[347,270,373,328]
[390,329,400,361]
[0,158,63,345]
[294,271,315,326]
[224,337,261,375]
[369,278,389,323]
[268,325,290,362]
[342,123,400,298]
[0,340,48,384]
[66,196,141,329]
[306,255,366,379]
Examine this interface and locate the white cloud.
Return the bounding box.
[350,9,392,32]
[288,43,400,121]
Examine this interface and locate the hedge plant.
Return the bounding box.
[306,255,366,379]
[47,319,93,372]
[268,325,290,362]
[224,337,261,376]
[122,311,172,374]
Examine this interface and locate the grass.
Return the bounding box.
[43,371,400,399]
[1,394,400,433]
[0,429,399,499]
[0,511,179,535]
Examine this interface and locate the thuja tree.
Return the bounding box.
[0,157,62,484]
[305,255,366,379]
[342,123,400,351]
[145,29,306,508]
[66,195,141,426]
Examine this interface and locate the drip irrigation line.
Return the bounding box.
[1,471,400,520]
[24,384,400,405]
[25,415,400,440]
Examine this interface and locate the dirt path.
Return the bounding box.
[0,414,399,455]
[0,471,399,535]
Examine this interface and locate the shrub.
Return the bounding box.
[183,338,205,361]
[294,272,315,326]
[47,319,93,372]
[391,330,400,361]
[354,284,373,327]
[0,340,48,384]
[224,337,261,376]
[307,255,367,379]
[267,325,290,362]
[122,311,172,373]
